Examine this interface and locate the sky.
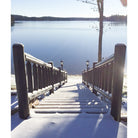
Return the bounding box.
[11,0,127,17]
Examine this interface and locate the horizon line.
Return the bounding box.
[11,14,127,18]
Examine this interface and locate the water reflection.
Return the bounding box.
[11,21,127,74]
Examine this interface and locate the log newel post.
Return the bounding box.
[93,62,97,94]
[13,44,29,119]
[111,44,126,121]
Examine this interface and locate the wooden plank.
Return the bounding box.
[35,105,107,109]
[33,108,108,114]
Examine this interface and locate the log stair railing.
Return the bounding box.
[13,43,67,119]
[82,44,126,121]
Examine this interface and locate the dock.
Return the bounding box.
[11,76,127,138]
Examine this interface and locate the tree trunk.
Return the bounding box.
[97,0,104,62]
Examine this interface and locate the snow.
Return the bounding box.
[11,94,18,110]
[11,75,127,138]
[11,112,127,138]
[11,74,18,110]
[121,98,127,117]
[11,74,16,90]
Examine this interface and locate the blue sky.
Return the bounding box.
[11,0,127,17]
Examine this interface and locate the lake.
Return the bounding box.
[11,21,127,75]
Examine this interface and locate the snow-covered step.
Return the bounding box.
[39,102,103,106]
[32,108,108,114]
[35,105,107,108]
[42,100,102,103]
[31,76,109,115]
[43,98,101,101]
[39,102,103,105]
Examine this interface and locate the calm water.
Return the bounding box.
[11,21,127,74]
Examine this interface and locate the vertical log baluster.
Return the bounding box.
[93,62,97,94]
[26,61,33,92]
[103,64,108,92]
[42,66,45,88]
[38,65,42,89]
[33,63,38,90]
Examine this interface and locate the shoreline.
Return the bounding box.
[11,14,127,23]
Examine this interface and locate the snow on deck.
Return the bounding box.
[11,75,127,138]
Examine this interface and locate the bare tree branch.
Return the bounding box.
[97,0,100,13]
[77,0,97,5]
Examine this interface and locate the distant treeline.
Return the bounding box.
[11,15,14,26]
[11,14,127,22]
[103,15,127,22]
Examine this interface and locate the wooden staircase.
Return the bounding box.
[31,79,108,115]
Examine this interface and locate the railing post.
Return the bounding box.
[59,68,62,88]
[41,66,45,88]
[66,72,68,82]
[101,66,104,90]
[26,61,33,92]
[38,65,42,89]
[111,44,126,121]
[93,62,97,94]
[45,67,48,87]
[99,67,102,89]
[43,66,46,88]
[49,62,54,94]
[13,44,29,119]
[107,62,113,93]
[87,71,89,87]
[103,64,108,91]
[33,63,38,90]
[48,68,51,86]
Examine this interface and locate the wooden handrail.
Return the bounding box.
[82,43,126,121]
[95,54,114,68]
[25,53,52,68]
[13,43,67,119]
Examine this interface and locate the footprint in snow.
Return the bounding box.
[50,122,56,125]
